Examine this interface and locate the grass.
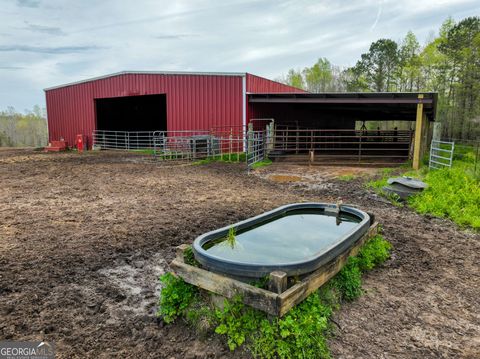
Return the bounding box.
[408,162,480,229]
[130,149,156,155]
[367,148,480,230]
[158,234,391,358]
[365,173,389,192]
[365,167,408,192]
[226,227,237,248]
[381,167,395,175]
[365,174,404,207]
[193,153,247,165]
[337,174,355,181]
[183,246,199,267]
[250,158,272,169]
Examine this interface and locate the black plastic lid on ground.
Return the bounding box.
[387,177,428,189]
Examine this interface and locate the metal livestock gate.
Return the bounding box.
[92,130,157,150]
[429,140,455,169]
[268,127,414,165]
[246,131,265,168]
[91,127,271,169]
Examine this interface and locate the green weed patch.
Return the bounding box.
[337,174,355,181]
[251,158,273,169]
[193,153,246,165]
[367,154,480,230]
[157,272,198,324]
[407,163,480,229]
[157,234,391,358]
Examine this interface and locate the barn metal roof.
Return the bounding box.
[44,70,247,91]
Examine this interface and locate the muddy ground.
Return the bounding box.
[0,150,478,358]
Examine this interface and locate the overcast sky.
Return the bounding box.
[1,0,479,111]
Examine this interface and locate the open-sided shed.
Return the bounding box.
[248,92,436,169]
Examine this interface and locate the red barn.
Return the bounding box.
[44,71,305,148]
[45,71,436,169]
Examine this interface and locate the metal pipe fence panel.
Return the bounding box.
[92,129,246,153]
[92,130,157,150]
[93,127,417,167]
[153,130,245,161]
[429,140,454,170]
[246,131,265,169]
[267,128,413,164]
[429,138,479,174]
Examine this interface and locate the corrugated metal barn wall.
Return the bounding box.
[246,73,306,94]
[45,72,306,147]
[46,73,244,147]
[245,73,307,129]
[46,81,95,147]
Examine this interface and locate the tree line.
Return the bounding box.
[279,16,480,141]
[0,106,48,147]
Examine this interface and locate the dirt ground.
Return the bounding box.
[0,150,479,358]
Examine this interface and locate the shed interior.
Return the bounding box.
[95,94,167,132]
[248,93,436,165]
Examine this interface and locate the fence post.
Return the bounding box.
[358,131,362,163]
[475,143,479,174]
[228,128,233,162]
[263,130,267,160]
[268,122,275,154]
[413,94,425,170]
[432,122,442,142]
[247,123,253,155]
[450,142,455,168]
[237,134,240,162]
[295,125,299,154]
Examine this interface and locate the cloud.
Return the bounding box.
[0,45,101,54]
[24,22,65,36]
[16,0,40,8]
[70,8,205,34]
[154,34,197,40]
[0,0,479,111]
[370,0,384,31]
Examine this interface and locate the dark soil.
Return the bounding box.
[0,151,478,358]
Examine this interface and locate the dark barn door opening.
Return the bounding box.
[95,94,167,132]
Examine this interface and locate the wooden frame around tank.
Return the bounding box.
[170,222,379,317]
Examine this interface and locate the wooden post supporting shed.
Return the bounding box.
[412,94,424,170]
[412,94,433,170]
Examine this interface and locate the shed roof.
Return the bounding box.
[248,92,437,121]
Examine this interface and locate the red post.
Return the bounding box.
[76,134,85,152]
